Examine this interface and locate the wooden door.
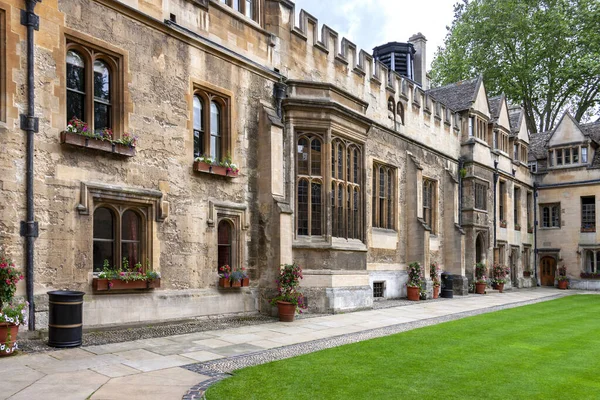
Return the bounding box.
[540,257,556,286]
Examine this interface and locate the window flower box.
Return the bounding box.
[580,272,600,280]
[93,278,160,291]
[60,131,136,157]
[514,224,521,231]
[193,160,239,177]
[500,220,507,228]
[523,271,531,277]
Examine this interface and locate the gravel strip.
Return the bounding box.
[183,292,569,399]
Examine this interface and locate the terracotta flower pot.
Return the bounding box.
[475,282,486,294]
[277,301,297,322]
[241,277,249,287]
[407,286,420,301]
[0,323,19,357]
[433,286,440,299]
[558,280,568,290]
[231,280,241,288]
[497,283,505,293]
[219,277,231,288]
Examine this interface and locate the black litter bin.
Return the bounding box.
[441,273,454,298]
[47,290,85,348]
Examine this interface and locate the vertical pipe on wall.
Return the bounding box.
[19,0,41,331]
[533,182,539,286]
[493,160,498,249]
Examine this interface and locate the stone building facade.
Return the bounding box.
[0,0,596,330]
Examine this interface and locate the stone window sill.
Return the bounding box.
[60,131,136,157]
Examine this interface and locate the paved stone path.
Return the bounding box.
[1,288,574,399]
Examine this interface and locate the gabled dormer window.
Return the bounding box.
[548,144,589,168]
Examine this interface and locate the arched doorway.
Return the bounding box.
[475,232,486,264]
[540,256,556,286]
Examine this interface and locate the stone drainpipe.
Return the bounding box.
[19,0,41,331]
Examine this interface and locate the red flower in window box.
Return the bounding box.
[61,117,137,157]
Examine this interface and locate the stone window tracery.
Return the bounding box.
[474,182,487,211]
[296,134,362,241]
[297,135,323,236]
[66,40,123,136]
[193,88,230,162]
[372,163,396,230]
[331,139,362,240]
[218,219,235,271]
[540,203,560,228]
[93,205,148,272]
[423,178,436,234]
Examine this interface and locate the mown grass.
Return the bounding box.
[206,295,600,400]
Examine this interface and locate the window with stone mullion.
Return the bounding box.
[372,163,395,230]
[331,140,362,240]
[423,178,435,233]
[582,196,596,231]
[296,135,323,236]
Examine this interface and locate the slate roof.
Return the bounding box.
[581,120,600,144]
[488,95,502,121]
[508,106,522,135]
[426,76,481,112]
[528,119,600,165]
[528,130,551,161]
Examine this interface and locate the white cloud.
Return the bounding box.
[291,0,456,70]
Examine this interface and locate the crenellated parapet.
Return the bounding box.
[267,0,463,157]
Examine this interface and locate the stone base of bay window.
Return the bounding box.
[300,270,373,313]
[31,288,258,330]
[568,279,600,291]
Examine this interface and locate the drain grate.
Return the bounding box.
[373,281,385,298]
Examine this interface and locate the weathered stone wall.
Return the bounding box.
[1,0,278,326]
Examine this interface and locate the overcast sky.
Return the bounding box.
[292,0,457,70]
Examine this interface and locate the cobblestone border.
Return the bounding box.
[182,292,568,399]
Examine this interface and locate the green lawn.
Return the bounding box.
[206,295,600,400]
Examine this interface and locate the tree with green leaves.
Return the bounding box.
[431,0,600,133]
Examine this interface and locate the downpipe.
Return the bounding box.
[20,0,41,331]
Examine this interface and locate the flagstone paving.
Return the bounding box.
[1,288,578,400]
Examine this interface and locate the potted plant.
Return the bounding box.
[527,224,534,234]
[514,223,521,231]
[500,220,507,228]
[491,263,510,293]
[523,268,532,277]
[0,252,26,357]
[218,264,231,288]
[237,266,249,287]
[430,262,441,299]
[230,270,244,288]
[270,263,307,322]
[475,262,488,294]
[557,265,569,289]
[406,262,423,301]
[93,259,161,291]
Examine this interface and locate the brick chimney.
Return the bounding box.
[408,33,427,88]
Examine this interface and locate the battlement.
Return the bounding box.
[269,0,462,154]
